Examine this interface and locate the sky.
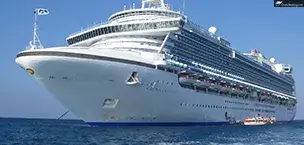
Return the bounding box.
[0,0,303,120]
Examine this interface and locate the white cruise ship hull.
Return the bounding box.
[15,49,296,126]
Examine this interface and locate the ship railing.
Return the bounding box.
[68,12,183,38]
[186,21,293,84]
[68,21,110,37]
[236,52,293,84]
[186,21,292,83]
[109,10,183,23]
[187,21,232,51]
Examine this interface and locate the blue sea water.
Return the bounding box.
[0,118,304,145]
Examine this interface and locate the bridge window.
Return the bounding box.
[67,20,184,45]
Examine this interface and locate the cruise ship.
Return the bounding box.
[15,0,297,126]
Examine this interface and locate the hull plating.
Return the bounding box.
[15,51,296,126]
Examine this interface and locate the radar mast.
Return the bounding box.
[27,8,49,50]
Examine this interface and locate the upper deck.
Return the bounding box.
[66,0,186,39]
[64,0,294,82]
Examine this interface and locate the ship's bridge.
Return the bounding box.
[66,0,186,47]
[66,18,184,46]
[108,0,186,24]
[108,9,186,24]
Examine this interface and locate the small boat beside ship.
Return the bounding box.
[241,116,276,126]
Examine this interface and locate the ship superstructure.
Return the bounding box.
[15,0,296,126]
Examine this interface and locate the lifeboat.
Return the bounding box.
[246,88,252,94]
[178,73,189,84]
[208,78,220,90]
[270,93,276,99]
[231,83,241,94]
[238,86,248,95]
[194,76,210,88]
[178,72,197,85]
[260,91,268,99]
[266,92,274,101]
[220,81,231,92]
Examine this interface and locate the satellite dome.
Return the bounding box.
[208,26,217,34]
[270,58,275,63]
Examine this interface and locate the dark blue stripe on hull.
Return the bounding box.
[86,121,292,127]
[87,122,230,127]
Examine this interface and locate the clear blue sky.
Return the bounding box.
[0,0,303,120]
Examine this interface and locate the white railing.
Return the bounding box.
[187,21,230,49]
[186,21,294,84]
[68,8,185,38]
[109,10,182,22]
[68,21,109,37]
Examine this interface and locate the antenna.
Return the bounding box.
[27,8,49,50]
[31,12,42,49]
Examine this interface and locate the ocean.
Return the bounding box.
[0,118,303,145]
